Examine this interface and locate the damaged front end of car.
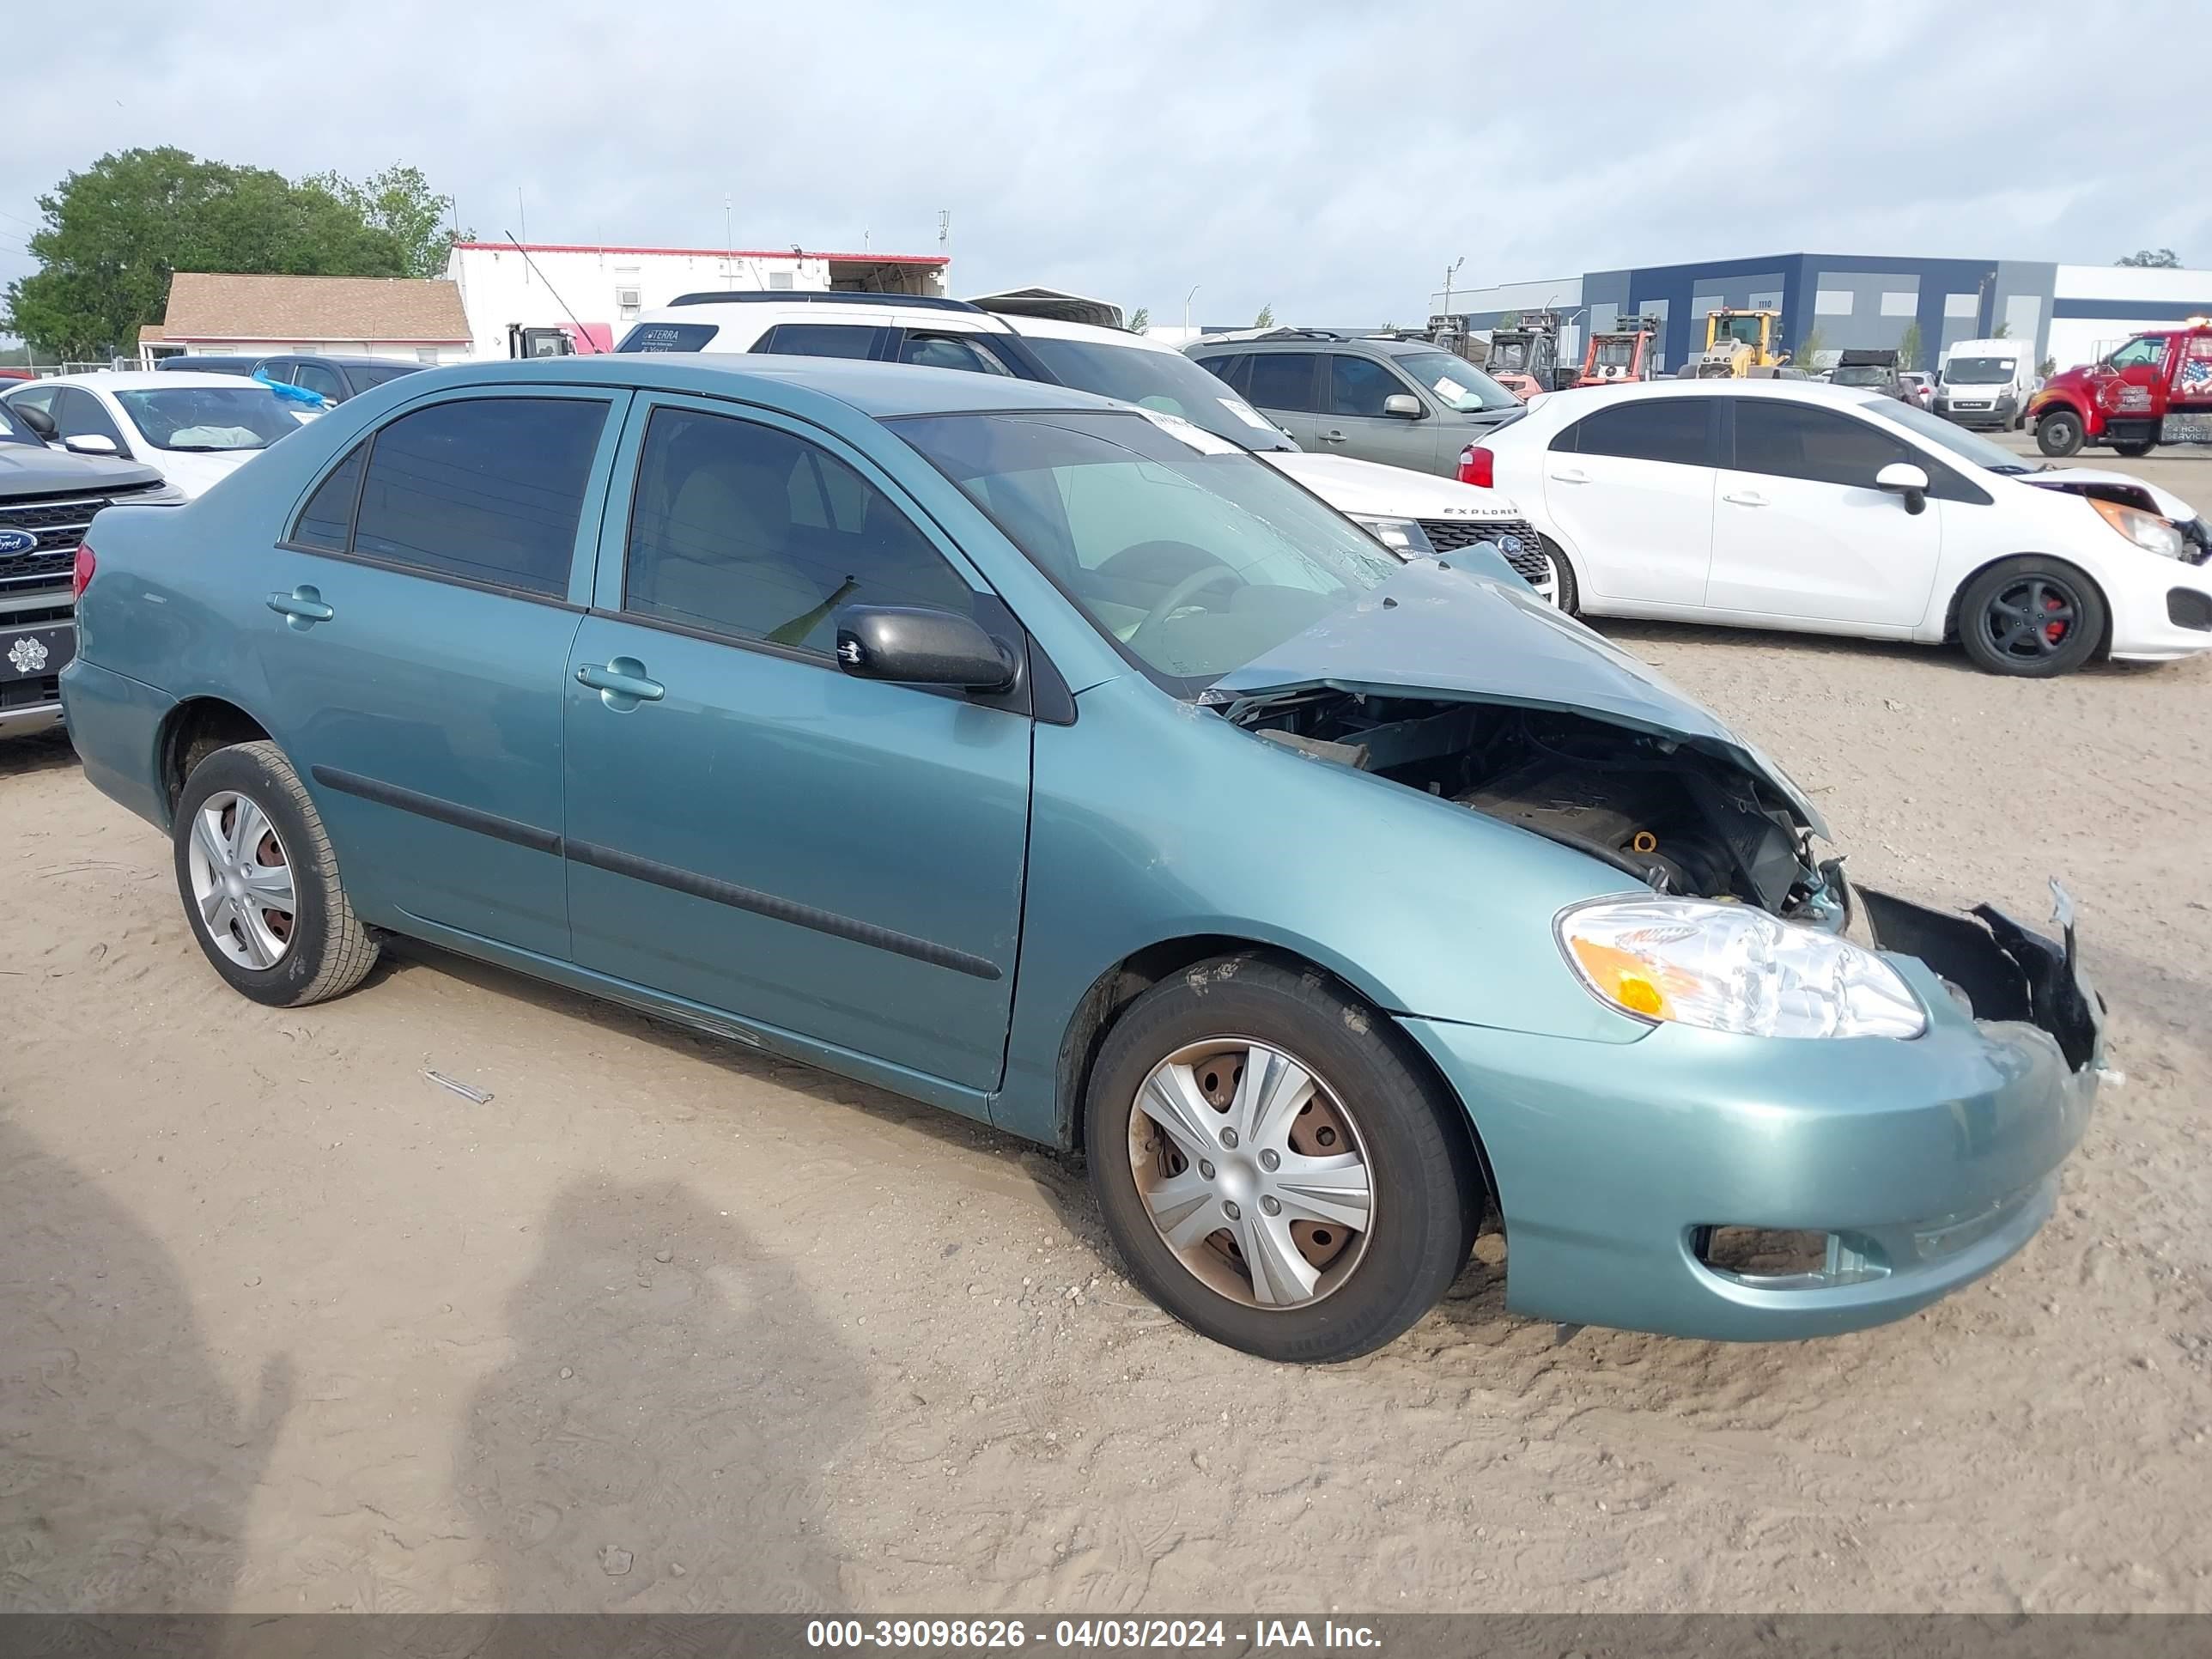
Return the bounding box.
[1207,675,2101,1073]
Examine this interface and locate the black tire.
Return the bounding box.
[1541,534,1581,617]
[2035,408,2084,457]
[1956,557,2106,678]
[172,739,379,1006]
[2113,441,2154,458]
[1083,957,1482,1363]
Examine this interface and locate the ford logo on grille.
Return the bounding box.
[0,528,39,556]
[1495,534,1524,556]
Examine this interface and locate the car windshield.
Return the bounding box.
[1832,365,1890,386]
[1389,350,1521,411]
[1020,334,1296,453]
[1869,395,2037,472]
[1943,356,2017,385]
[896,408,1399,692]
[112,386,301,451]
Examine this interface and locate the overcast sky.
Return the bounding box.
[4,0,2208,336]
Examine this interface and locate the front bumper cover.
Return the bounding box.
[1399,884,2103,1341]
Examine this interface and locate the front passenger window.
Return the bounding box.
[1732,401,1908,489]
[623,407,979,654]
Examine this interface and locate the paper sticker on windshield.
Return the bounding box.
[1434,376,1468,401]
[1138,406,1239,455]
[1218,397,1279,432]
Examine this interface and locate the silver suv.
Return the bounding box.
[1185,331,1523,477]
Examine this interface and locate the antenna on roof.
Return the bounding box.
[503,232,598,352]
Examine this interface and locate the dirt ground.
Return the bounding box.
[4,449,2210,1615]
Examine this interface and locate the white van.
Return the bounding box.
[1935,338,2035,431]
[614,294,1569,605]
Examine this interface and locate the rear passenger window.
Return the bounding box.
[617,321,721,352]
[349,398,607,598]
[623,406,977,654]
[756,323,886,360]
[1559,399,1713,466]
[1242,353,1322,412]
[292,444,365,550]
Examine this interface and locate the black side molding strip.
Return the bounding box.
[566,837,1003,981]
[311,766,563,856]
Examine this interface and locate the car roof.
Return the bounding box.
[399,351,1133,421]
[1533,378,1892,411]
[27,370,273,392]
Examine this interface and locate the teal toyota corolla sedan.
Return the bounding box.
[60,355,2105,1362]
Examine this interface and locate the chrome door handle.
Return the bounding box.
[1318,429,1349,443]
[575,659,665,703]
[1722,490,1769,507]
[266,586,333,626]
[1550,469,1590,483]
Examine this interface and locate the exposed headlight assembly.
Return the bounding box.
[2090,497,2185,559]
[1558,896,1927,1040]
[1349,515,1434,556]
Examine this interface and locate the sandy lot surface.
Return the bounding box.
[4,459,2210,1614]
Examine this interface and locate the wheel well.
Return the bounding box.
[1053,935,1498,1214]
[161,698,271,811]
[1942,553,2114,657]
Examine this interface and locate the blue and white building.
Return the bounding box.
[1437,254,2212,375]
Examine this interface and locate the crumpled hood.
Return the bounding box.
[1207,559,1830,837]
[2018,465,2201,525]
[1262,450,1523,521]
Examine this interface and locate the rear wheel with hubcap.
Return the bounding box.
[1084,957,1481,1362]
[1957,558,2106,678]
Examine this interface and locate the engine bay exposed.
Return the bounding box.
[1227,688,1827,917]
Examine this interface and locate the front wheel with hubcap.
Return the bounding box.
[1085,957,1481,1362]
[173,739,380,1006]
[1956,558,2106,678]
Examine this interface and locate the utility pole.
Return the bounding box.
[1443,255,1464,318]
[1185,283,1201,336]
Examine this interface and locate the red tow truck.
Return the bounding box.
[2029,317,2212,458]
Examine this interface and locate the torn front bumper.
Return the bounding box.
[1398,884,2104,1341]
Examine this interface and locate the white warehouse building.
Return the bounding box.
[443,240,949,358]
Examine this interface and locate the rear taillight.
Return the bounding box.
[71,544,95,599]
[1456,445,1495,489]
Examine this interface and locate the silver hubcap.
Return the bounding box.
[186,791,296,970]
[1127,1037,1375,1310]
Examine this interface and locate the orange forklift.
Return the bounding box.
[1575,314,1662,386]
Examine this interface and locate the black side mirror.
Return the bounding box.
[835,605,1016,691]
[16,404,58,440]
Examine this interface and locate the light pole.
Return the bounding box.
[1442,256,1465,318]
[1184,283,1201,337]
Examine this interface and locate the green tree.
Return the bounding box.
[1794,325,1826,370]
[2,149,459,358]
[2117,248,2181,268]
[2039,356,2057,377]
[1124,306,1149,333]
[1496,310,1521,329]
[1254,302,1275,328]
[304,164,471,279]
[1991,320,2010,339]
[1895,320,1923,371]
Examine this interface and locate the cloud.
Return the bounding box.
[4,0,2208,342]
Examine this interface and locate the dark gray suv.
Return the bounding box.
[1186,331,1522,477]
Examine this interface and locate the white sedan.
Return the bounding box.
[1457,379,2212,675]
[2,371,310,499]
